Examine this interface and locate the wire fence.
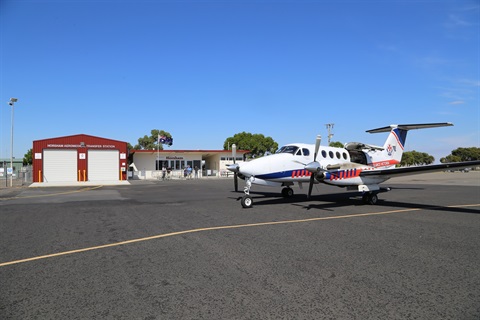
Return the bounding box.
[131,169,231,181]
[0,166,33,188]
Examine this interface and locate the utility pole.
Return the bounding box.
[325,123,334,144]
[9,98,18,187]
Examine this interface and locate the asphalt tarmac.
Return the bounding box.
[1,172,479,319]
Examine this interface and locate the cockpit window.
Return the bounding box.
[276,146,299,155]
[302,148,310,156]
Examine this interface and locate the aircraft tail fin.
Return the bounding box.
[367,122,453,164]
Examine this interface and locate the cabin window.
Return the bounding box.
[336,152,341,159]
[321,150,327,158]
[343,152,348,160]
[329,151,334,158]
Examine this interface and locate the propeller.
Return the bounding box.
[306,135,322,198]
[232,144,238,192]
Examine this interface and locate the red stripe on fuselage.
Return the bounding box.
[329,168,361,181]
[292,170,311,178]
[372,159,399,168]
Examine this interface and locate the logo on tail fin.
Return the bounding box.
[386,144,395,156]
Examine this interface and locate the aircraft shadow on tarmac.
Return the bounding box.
[230,190,480,215]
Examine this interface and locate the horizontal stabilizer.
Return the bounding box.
[367,122,453,134]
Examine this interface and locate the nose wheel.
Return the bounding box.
[241,195,253,208]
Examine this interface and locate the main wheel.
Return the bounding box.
[362,194,369,204]
[282,187,294,198]
[362,193,378,205]
[368,193,378,205]
[241,195,253,208]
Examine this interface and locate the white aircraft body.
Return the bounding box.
[227,123,480,208]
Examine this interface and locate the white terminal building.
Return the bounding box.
[130,148,249,180]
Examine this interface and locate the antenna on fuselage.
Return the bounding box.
[325,123,334,144]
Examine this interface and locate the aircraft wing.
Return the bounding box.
[359,160,480,178]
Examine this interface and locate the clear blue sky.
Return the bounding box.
[1,0,479,163]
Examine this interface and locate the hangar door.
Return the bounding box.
[43,149,78,182]
[88,150,119,181]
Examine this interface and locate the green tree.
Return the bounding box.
[127,143,134,164]
[223,132,278,158]
[134,129,172,150]
[329,141,343,148]
[440,147,480,163]
[23,148,33,166]
[400,150,434,166]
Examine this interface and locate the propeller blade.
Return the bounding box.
[232,144,238,192]
[313,135,321,162]
[307,135,322,198]
[308,174,315,198]
[293,160,308,165]
[306,161,320,199]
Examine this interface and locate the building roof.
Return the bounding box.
[33,134,127,144]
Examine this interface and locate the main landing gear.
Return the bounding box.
[362,192,378,205]
[361,188,390,205]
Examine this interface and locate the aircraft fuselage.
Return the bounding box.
[237,143,393,188]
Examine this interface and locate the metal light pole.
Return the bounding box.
[8,98,18,187]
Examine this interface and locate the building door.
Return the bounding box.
[43,149,77,182]
[88,150,119,181]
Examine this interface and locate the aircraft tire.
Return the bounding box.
[369,193,378,205]
[282,187,294,198]
[241,195,253,208]
[362,193,378,205]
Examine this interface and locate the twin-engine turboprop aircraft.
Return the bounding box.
[227,123,480,208]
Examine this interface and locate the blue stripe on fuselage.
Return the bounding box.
[256,171,294,180]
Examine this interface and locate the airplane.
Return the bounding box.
[227,122,480,208]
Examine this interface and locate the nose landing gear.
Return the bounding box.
[239,176,255,208]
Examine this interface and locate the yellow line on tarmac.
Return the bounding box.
[1,204,479,267]
[0,185,103,201]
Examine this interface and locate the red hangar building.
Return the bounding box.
[32,134,128,183]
